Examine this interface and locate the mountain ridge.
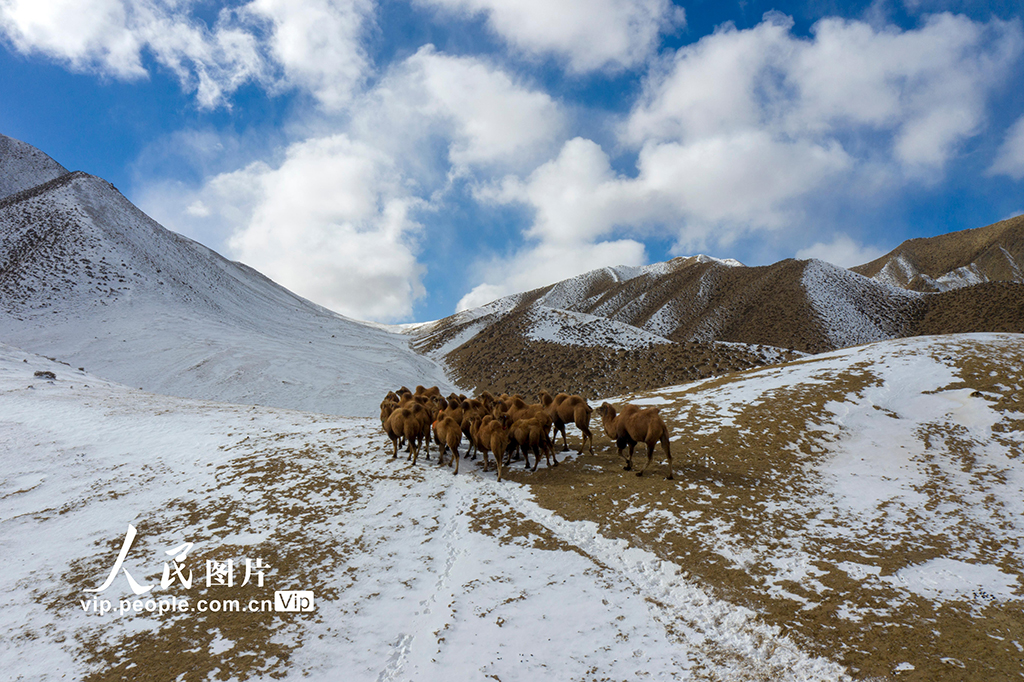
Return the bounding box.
[852,213,1024,291]
[410,222,1024,397]
[0,133,68,200]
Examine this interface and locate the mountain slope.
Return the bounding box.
[0,162,453,417]
[852,213,1024,291]
[409,256,926,397]
[0,134,68,200]
[521,332,1024,681]
[412,215,1024,398]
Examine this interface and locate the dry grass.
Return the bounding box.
[508,339,1024,680]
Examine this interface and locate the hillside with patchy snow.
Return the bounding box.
[3,333,1022,681]
[408,231,1024,398]
[0,143,453,417]
[852,213,1024,292]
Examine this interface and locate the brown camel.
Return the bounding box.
[433,416,463,474]
[475,414,512,482]
[385,407,424,463]
[597,402,674,480]
[510,417,557,471]
[539,390,594,455]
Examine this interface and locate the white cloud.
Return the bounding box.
[0,0,374,108]
[241,0,372,109]
[988,115,1024,180]
[226,136,427,322]
[627,12,1022,175]
[148,135,426,322]
[415,0,683,73]
[796,234,886,267]
[136,46,567,320]
[0,0,146,77]
[351,46,565,175]
[454,12,1021,311]
[484,137,640,245]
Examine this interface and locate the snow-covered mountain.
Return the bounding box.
[411,225,1024,398]
[0,137,453,417]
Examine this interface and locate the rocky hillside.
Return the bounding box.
[410,218,1024,398]
[852,213,1024,291]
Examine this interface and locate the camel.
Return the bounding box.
[433,416,463,474]
[385,407,424,463]
[475,414,512,482]
[538,390,594,455]
[509,417,557,471]
[597,402,674,480]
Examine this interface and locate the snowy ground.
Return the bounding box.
[2,334,1022,681]
[0,342,849,681]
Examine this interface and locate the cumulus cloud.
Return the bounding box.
[151,135,425,321]
[627,12,1022,175]
[795,234,886,267]
[988,115,1024,180]
[139,47,568,320]
[414,0,684,73]
[350,46,565,176]
[240,0,372,109]
[0,0,373,108]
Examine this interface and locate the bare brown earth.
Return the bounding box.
[909,281,1024,336]
[501,336,1024,681]
[853,214,1024,290]
[441,316,803,400]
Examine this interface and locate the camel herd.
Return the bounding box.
[379,385,674,481]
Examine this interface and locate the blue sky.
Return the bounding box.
[1,0,1023,323]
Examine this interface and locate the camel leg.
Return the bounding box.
[577,424,592,455]
[452,445,460,475]
[619,439,632,470]
[637,441,656,477]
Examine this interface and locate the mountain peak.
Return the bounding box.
[0,134,68,201]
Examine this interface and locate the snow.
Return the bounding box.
[801,259,920,348]
[3,329,1022,679]
[0,134,68,200]
[0,343,851,681]
[627,333,1024,628]
[873,253,919,289]
[930,263,988,290]
[888,558,1019,603]
[0,173,455,417]
[524,306,673,349]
